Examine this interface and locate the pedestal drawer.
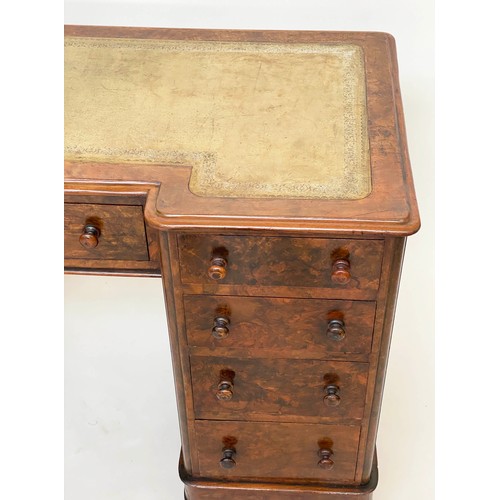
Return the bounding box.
[190,356,369,422]
[194,420,360,483]
[184,295,376,358]
[178,234,384,298]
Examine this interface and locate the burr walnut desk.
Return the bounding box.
[64,25,420,499]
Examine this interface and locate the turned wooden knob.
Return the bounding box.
[79,224,100,249]
[212,316,231,339]
[317,448,334,470]
[324,384,341,407]
[217,381,233,400]
[208,257,227,280]
[326,319,346,341]
[220,447,237,469]
[216,376,234,401]
[331,258,351,284]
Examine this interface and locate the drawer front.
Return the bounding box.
[191,356,369,422]
[64,203,150,261]
[178,234,384,295]
[194,420,360,482]
[184,295,376,357]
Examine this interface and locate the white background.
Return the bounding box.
[7,2,500,499]
[63,1,434,499]
[17,2,500,500]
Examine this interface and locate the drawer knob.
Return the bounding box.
[212,316,231,339]
[79,224,100,249]
[208,257,227,280]
[216,381,234,401]
[216,371,235,401]
[324,384,341,407]
[220,447,237,469]
[326,319,346,341]
[317,448,334,470]
[331,258,351,284]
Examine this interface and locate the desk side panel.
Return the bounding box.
[355,237,406,482]
[157,230,198,474]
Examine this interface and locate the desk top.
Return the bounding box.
[64,26,419,235]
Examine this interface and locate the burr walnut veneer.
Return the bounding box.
[64,25,420,499]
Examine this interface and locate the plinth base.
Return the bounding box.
[180,452,377,499]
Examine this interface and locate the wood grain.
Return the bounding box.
[356,237,407,482]
[184,295,376,358]
[194,420,361,482]
[190,356,368,422]
[181,450,377,499]
[178,234,384,297]
[156,232,198,473]
[64,203,149,261]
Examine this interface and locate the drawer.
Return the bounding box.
[64,203,150,261]
[178,234,384,297]
[194,420,360,482]
[190,356,369,422]
[184,295,376,357]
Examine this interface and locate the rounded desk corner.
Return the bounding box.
[397,206,421,237]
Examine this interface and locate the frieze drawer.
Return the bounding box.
[64,203,150,262]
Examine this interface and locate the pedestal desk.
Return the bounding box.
[64,25,420,499]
